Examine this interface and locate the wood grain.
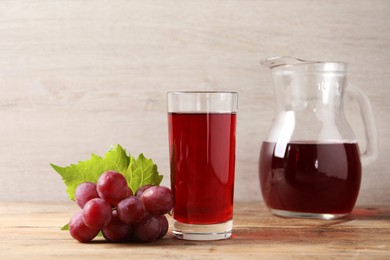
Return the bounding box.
[0,201,389,259]
[0,0,389,203]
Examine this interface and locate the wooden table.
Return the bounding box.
[1,202,389,259]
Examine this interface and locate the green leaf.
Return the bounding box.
[61,224,69,230]
[124,153,163,194]
[50,144,164,201]
[104,144,130,174]
[50,153,107,201]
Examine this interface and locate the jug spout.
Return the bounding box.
[261,56,313,68]
[261,56,347,72]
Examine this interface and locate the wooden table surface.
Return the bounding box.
[1,201,389,259]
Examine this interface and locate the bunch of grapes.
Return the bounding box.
[68,170,174,243]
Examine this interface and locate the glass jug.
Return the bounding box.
[259,57,378,220]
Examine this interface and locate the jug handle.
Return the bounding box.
[347,86,378,166]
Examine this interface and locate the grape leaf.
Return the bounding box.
[124,153,163,194]
[61,224,69,230]
[50,144,163,201]
[104,144,129,174]
[50,153,106,201]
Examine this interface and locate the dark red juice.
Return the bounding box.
[168,113,236,224]
[259,141,361,214]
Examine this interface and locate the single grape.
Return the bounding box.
[82,198,112,229]
[135,185,153,197]
[97,171,132,206]
[125,187,133,197]
[133,216,161,243]
[156,214,169,239]
[102,210,133,243]
[141,186,174,215]
[75,182,99,208]
[69,211,100,243]
[117,196,146,224]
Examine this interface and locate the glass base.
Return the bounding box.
[173,219,233,241]
[270,208,349,220]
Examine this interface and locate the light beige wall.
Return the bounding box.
[1,0,389,205]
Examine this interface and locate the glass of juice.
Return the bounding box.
[167,91,238,240]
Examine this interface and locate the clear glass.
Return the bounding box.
[259,57,378,220]
[167,91,238,240]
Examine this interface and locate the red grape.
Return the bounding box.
[141,186,174,215]
[156,214,169,239]
[97,171,132,206]
[102,210,133,243]
[68,176,172,243]
[134,216,161,242]
[135,185,153,197]
[75,182,99,208]
[69,211,100,243]
[117,196,146,224]
[82,198,112,229]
